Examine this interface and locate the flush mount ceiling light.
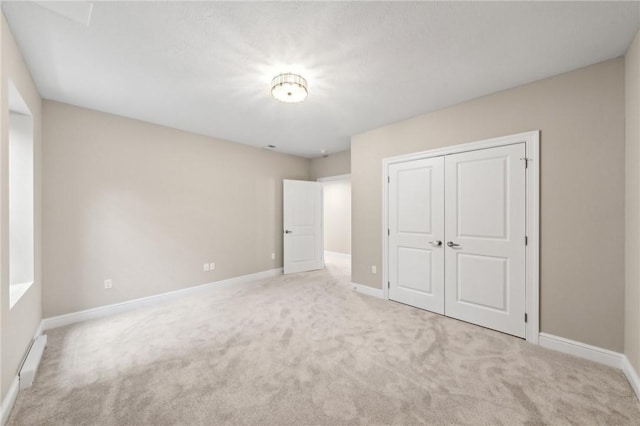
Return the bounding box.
[271,73,308,103]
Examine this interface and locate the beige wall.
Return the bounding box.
[352,58,625,352]
[626,31,640,375]
[42,101,310,317]
[1,13,43,401]
[323,179,351,255]
[310,150,350,180]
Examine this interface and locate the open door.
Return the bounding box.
[283,179,323,274]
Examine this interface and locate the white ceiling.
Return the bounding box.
[3,1,639,158]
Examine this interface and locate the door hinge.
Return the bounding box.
[387,281,390,289]
[388,176,390,183]
[388,229,390,236]
[520,157,531,168]
[525,236,528,246]
[524,313,528,323]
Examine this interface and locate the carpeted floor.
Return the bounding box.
[8,254,640,425]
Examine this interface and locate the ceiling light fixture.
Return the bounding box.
[271,73,308,103]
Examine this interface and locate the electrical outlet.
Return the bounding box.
[104,279,112,289]
[371,265,377,274]
[203,263,209,272]
[271,252,275,260]
[209,262,215,270]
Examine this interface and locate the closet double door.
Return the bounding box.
[388,143,526,338]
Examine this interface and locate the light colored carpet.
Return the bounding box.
[8,254,640,425]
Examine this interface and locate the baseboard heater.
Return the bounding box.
[19,335,47,389]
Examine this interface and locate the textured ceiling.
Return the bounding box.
[3,1,639,158]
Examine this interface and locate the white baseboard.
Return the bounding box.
[19,335,48,390]
[1,376,19,426]
[324,250,351,259]
[622,356,640,401]
[538,333,640,401]
[351,282,384,299]
[40,268,282,332]
[538,332,623,369]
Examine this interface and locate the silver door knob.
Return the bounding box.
[430,240,442,247]
[447,241,460,247]
[284,230,292,234]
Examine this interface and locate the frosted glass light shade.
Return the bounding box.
[271,73,308,103]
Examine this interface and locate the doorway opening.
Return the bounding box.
[318,174,351,282]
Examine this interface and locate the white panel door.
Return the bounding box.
[444,144,526,337]
[388,157,445,314]
[283,180,323,275]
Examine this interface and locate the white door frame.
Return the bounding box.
[382,130,540,344]
[317,173,351,183]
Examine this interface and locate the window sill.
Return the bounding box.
[10,281,34,310]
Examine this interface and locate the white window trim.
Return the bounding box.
[9,281,34,309]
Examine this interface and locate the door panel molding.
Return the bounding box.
[382,131,540,344]
[388,157,445,314]
[445,143,526,337]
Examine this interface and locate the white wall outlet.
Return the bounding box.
[271,252,275,260]
[371,265,377,274]
[104,279,112,289]
[209,262,215,270]
[203,263,209,272]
